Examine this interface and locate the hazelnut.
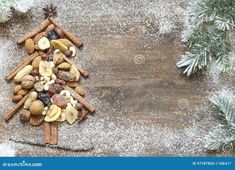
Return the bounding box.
[29,100,44,115]
[64,50,72,58]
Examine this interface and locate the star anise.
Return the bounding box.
[43,4,57,19]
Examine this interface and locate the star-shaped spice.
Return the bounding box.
[43,4,57,19]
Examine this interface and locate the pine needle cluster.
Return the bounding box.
[177,0,235,76]
[205,91,235,151]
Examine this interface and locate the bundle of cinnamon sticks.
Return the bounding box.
[4,17,95,145]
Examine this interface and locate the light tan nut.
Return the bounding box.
[45,24,55,33]
[14,65,33,82]
[53,52,64,65]
[69,46,76,57]
[65,107,78,124]
[25,39,35,54]
[38,37,50,50]
[70,65,80,81]
[23,91,38,109]
[44,104,61,122]
[34,81,44,92]
[29,100,44,116]
[21,75,35,89]
[39,60,53,77]
[57,62,71,70]
[30,115,43,126]
[31,56,42,69]
[75,86,86,96]
[12,95,23,102]
[57,38,73,47]
[19,109,31,122]
[33,32,47,43]
[12,85,22,94]
[17,89,28,96]
[50,40,68,53]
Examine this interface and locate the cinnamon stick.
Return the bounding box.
[49,17,83,48]
[44,122,58,145]
[4,93,30,121]
[17,19,51,44]
[5,52,39,81]
[63,55,89,77]
[63,86,95,112]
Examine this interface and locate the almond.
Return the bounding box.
[25,39,35,54]
[33,32,47,43]
[57,38,73,47]
[57,62,71,70]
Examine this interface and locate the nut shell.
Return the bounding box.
[21,75,35,89]
[19,109,31,122]
[29,100,44,115]
[31,56,42,69]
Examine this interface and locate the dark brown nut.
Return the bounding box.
[75,86,86,96]
[57,62,71,70]
[29,100,44,115]
[55,79,66,85]
[64,50,72,58]
[33,32,47,43]
[29,115,43,126]
[12,95,23,102]
[45,24,55,33]
[19,109,31,122]
[53,67,59,75]
[57,70,76,81]
[31,69,39,76]
[51,94,67,109]
[48,84,63,94]
[21,75,35,89]
[17,89,28,96]
[25,39,35,54]
[12,85,22,94]
[53,27,65,38]
[75,103,84,111]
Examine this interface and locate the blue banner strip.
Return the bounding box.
[0,157,234,170]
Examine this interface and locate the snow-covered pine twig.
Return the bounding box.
[189,0,235,31]
[177,0,235,76]
[0,0,33,23]
[177,27,231,76]
[204,90,235,151]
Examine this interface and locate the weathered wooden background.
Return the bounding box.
[0,0,233,156]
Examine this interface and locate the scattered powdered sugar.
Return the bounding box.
[0,142,16,156]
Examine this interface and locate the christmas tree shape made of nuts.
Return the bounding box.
[4,17,95,145]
